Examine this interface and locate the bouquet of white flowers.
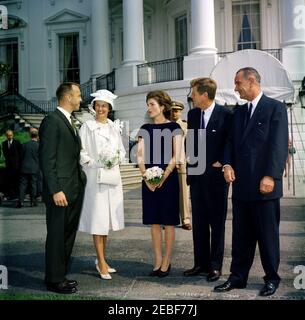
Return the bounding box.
[143,166,164,185]
[98,147,120,169]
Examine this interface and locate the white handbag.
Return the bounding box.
[97,165,121,185]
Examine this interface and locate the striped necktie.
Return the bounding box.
[70,116,77,134]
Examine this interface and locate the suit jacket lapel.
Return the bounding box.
[55,109,77,140]
[206,104,220,130]
[240,95,264,146]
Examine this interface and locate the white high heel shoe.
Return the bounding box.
[107,267,117,274]
[95,259,117,274]
[95,260,112,280]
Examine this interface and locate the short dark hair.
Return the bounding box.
[56,82,80,102]
[236,67,261,84]
[190,78,217,100]
[146,90,172,120]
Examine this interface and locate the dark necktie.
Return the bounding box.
[200,110,205,129]
[245,103,253,128]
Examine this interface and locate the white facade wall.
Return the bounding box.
[1,0,305,175]
[1,0,93,100]
[1,0,298,98]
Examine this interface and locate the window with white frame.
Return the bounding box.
[0,38,18,91]
[175,14,188,57]
[232,0,261,50]
[59,34,80,83]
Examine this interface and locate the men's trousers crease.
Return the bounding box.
[230,199,281,286]
[45,188,84,283]
[190,173,228,271]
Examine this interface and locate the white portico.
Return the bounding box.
[184,0,218,79]
[280,0,305,81]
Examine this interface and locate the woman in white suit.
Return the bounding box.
[78,90,125,280]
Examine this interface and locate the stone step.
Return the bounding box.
[20,113,45,119]
[121,172,141,180]
[120,166,139,171]
[122,178,142,186]
[16,113,45,129]
[120,164,142,187]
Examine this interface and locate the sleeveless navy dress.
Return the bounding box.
[139,122,181,226]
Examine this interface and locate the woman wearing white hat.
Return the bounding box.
[78,90,125,280]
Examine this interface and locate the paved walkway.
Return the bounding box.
[0,185,305,300]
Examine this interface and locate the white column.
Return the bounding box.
[280,0,305,80]
[91,0,110,77]
[190,0,217,55]
[26,0,47,99]
[184,0,218,78]
[122,0,145,65]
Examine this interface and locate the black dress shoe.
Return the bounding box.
[16,202,23,208]
[46,281,77,294]
[158,264,171,278]
[259,282,277,297]
[64,278,78,287]
[149,268,160,277]
[214,280,246,292]
[183,266,209,276]
[207,270,221,282]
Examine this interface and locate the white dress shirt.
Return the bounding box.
[57,106,72,125]
[202,101,216,128]
[248,91,263,118]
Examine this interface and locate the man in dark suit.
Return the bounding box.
[39,82,86,294]
[17,128,39,208]
[2,130,22,199]
[214,67,288,296]
[184,78,232,282]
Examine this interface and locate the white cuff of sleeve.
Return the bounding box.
[222,164,231,172]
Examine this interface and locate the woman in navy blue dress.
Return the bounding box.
[137,90,182,277]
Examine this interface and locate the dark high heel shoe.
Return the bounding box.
[158,264,171,278]
[149,267,161,276]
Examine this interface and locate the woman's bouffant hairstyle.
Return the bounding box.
[146,90,172,120]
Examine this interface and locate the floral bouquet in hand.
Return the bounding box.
[143,166,164,185]
[98,147,121,169]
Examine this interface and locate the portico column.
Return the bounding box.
[184,0,218,78]
[280,0,305,80]
[91,0,110,77]
[190,0,217,55]
[122,0,145,65]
